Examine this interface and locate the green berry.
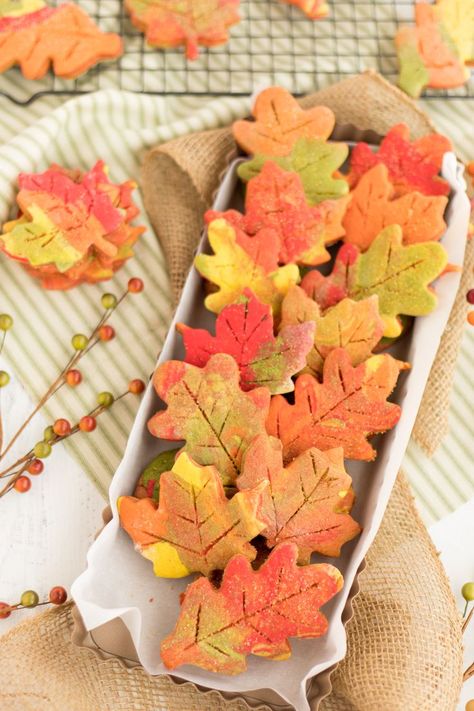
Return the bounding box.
[0,314,13,331]
[20,590,39,608]
[43,426,55,443]
[97,391,114,408]
[0,371,10,388]
[462,582,474,602]
[34,441,52,459]
[72,334,88,351]
[101,293,117,309]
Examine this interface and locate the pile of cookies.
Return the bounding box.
[118,87,454,675]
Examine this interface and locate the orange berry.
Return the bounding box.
[14,476,31,493]
[128,379,145,394]
[79,416,96,433]
[49,586,67,605]
[27,459,44,476]
[467,311,474,326]
[0,602,11,619]
[53,419,71,437]
[128,277,144,294]
[66,369,82,387]
[99,325,115,341]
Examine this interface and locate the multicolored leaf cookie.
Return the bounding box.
[195,219,300,314]
[396,3,469,98]
[343,164,448,249]
[134,448,180,501]
[0,3,123,79]
[148,353,270,485]
[161,542,343,674]
[348,123,452,196]
[279,0,329,19]
[119,453,266,578]
[266,348,406,462]
[301,225,448,337]
[280,287,384,376]
[1,162,144,289]
[435,0,474,66]
[233,86,334,156]
[238,435,361,561]
[125,0,240,61]
[177,290,314,394]
[238,137,350,204]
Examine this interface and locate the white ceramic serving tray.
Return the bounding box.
[72,153,470,711]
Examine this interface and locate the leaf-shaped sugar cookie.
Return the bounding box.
[161,542,343,674]
[279,0,329,19]
[148,353,270,485]
[301,225,448,337]
[280,287,384,376]
[238,435,360,561]
[238,137,349,204]
[348,123,452,196]
[343,164,448,249]
[195,219,300,314]
[435,0,474,65]
[119,453,266,578]
[233,86,335,156]
[177,289,314,394]
[266,348,407,462]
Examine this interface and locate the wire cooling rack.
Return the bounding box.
[1,0,473,104]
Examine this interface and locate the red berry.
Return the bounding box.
[128,378,145,395]
[0,602,11,619]
[128,277,144,294]
[66,369,82,387]
[98,325,115,341]
[49,586,67,605]
[27,459,44,476]
[53,418,71,437]
[14,476,31,493]
[467,289,474,305]
[79,416,96,433]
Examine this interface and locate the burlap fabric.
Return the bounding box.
[0,73,465,710]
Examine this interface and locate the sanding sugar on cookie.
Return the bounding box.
[279,0,329,19]
[125,0,240,60]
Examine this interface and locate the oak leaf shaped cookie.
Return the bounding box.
[279,0,329,19]
[119,453,266,578]
[177,289,314,394]
[301,225,448,337]
[266,348,406,462]
[238,435,361,561]
[195,219,300,314]
[343,164,448,249]
[280,287,384,376]
[233,86,334,156]
[238,137,349,204]
[0,3,123,79]
[148,353,270,485]
[209,162,347,266]
[161,542,343,674]
[125,0,240,60]
[348,123,452,196]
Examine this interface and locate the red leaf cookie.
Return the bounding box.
[266,348,406,462]
[161,542,343,674]
[348,123,452,196]
[177,289,314,394]
[148,353,270,485]
[125,0,240,60]
[238,435,361,561]
[233,86,335,156]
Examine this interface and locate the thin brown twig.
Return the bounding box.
[464,662,474,683]
[463,606,474,634]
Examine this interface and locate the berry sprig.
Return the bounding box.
[0,586,68,619]
[462,582,474,683]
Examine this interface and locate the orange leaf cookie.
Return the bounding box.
[233,86,335,156]
[0,3,123,79]
[343,164,448,249]
[125,0,240,60]
[279,0,329,19]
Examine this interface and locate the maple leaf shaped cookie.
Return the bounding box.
[279,0,329,20]
[238,435,361,561]
[195,219,300,314]
[125,0,240,61]
[207,162,348,267]
[0,3,123,79]
[301,225,448,337]
[177,289,314,395]
[148,353,270,485]
[435,0,474,66]
[161,542,343,674]
[280,287,384,377]
[119,453,267,578]
[233,86,335,156]
[266,348,407,462]
[343,164,448,249]
[238,137,349,204]
[348,123,452,196]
